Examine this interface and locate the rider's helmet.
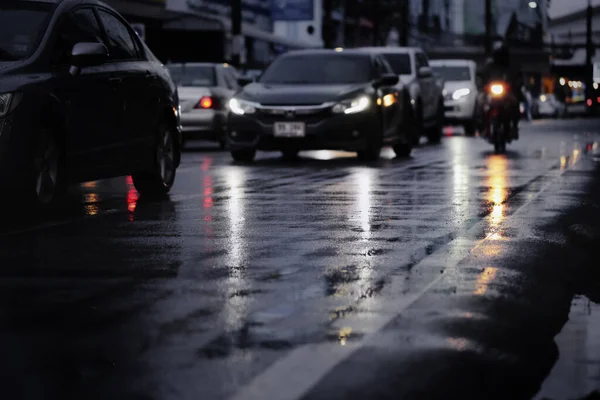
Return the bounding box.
[492,40,510,68]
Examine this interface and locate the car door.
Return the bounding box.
[48,7,122,177]
[416,51,437,120]
[373,56,399,140]
[95,7,156,169]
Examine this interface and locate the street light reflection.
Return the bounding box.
[474,267,498,296]
[450,138,470,228]
[356,169,373,239]
[223,168,250,331]
[83,192,100,216]
[485,156,508,239]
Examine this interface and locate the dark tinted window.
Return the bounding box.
[431,66,471,81]
[381,53,412,75]
[97,10,138,60]
[51,8,104,66]
[167,65,217,87]
[259,54,372,84]
[0,1,53,61]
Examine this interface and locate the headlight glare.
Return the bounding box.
[229,98,256,115]
[0,93,13,117]
[332,96,370,114]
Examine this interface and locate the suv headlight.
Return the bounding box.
[452,88,471,100]
[229,98,256,115]
[332,95,370,114]
[0,93,13,117]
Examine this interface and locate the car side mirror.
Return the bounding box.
[237,77,254,86]
[417,66,433,78]
[70,42,108,71]
[376,73,399,87]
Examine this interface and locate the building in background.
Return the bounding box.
[547,5,600,109]
[101,0,319,66]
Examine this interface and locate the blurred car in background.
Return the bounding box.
[430,59,478,136]
[167,62,240,148]
[239,68,263,82]
[532,93,567,119]
[356,47,445,144]
[227,49,416,162]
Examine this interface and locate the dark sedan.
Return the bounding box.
[227,49,414,162]
[0,0,181,208]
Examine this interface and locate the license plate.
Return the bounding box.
[274,122,305,137]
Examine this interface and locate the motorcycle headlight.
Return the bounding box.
[0,93,13,118]
[332,95,370,114]
[452,88,471,100]
[229,98,257,115]
[490,84,504,96]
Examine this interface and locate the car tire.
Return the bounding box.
[231,148,256,162]
[393,105,416,157]
[132,122,177,197]
[412,102,423,146]
[281,149,299,161]
[427,101,444,143]
[393,143,412,157]
[25,128,66,210]
[357,122,383,162]
[219,139,227,150]
[464,120,476,136]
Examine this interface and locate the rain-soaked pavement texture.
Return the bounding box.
[1,119,600,400]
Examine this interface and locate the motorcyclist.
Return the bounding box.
[476,41,522,139]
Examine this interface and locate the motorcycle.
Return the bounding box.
[483,81,514,154]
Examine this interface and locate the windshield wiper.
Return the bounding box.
[0,48,16,61]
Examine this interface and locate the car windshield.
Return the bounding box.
[381,53,412,75]
[259,54,372,84]
[432,66,472,82]
[0,1,54,61]
[167,65,217,87]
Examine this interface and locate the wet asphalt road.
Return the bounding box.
[1,119,600,400]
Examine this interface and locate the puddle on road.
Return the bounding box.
[535,296,600,400]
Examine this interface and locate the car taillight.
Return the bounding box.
[195,96,213,109]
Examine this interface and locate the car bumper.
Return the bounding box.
[227,112,378,151]
[180,109,226,140]
[443,97,476,121]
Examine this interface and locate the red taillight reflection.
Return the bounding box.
[196,96,213,109]
[126,175,139,220]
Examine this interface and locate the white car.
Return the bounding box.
[532,94,566,119]
[430,59,478,136]
[167,63,240,148]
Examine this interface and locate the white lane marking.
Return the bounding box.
[228,156,582,400]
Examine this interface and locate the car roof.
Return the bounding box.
[430,59,476,66]
[19,0,64,3]
[281,49,374,58]
[355,46,421,54]
[166,62,232,68]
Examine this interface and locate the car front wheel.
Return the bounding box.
[132,123,177,197]
[29,128,65,208]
